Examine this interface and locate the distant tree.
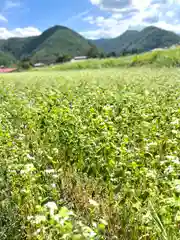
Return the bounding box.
[20,56,31,62]
[0,52,16,66]
[131,48,138,54]
[56,55,64,63]
[63,54,72,62]
[19,61,31,70]
[121,49,129,56]
[19,56,33,69]
[107,51,117,58]
[111,51,116,57]
[99,52,106,59]
[56,54,72,63]
[87,46,99,58]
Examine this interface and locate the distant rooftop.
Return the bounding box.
[0,68,17,73]
[34,63,45,67]
[74,56,87,60]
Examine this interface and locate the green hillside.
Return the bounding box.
[92,26,180,54]
[0,25,180,66]
[126,26,180,52]
[0,51,16,66]
[30,26,98,63]
[0,37,35,59]
[0,25,98,65]
[93,30,139,54]
[31,47,180,71]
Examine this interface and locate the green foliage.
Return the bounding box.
[39,56,132,71]
[19,61,31,70]
[0,26,98,64]
[107,51,116,57]
[19,57,32,69]
[87,46,99,58]
[0,37,34,59]
[130,48,180,67]
[0,51,16,66]
[35,47,180,71]
[92,26,180,55]
[99,52,106,59]
[0,68,180,239]
[1,25,180,66]
[56,54,72,63]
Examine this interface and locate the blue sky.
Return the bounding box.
[0,0,180,39]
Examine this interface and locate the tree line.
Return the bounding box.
[18,46,143,69]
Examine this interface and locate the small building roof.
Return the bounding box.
[34,63,45,67]
[0,68,17,73]
[74,56,87,60]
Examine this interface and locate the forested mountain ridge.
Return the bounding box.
[91,26,180,54]
[0,25,180,66]
[0,25,98,65]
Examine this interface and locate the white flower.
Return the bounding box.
[20,163,35,174]
[83,226,96,238]
[166,156,180,164]
[53,214,60,222]
[27,215,33,221]
[164,165,174,174]
[27,154,35,160]
[45,169,55,174]
[52,148,59,154]
[175,212,180,222]
[166,156,174,160]
[51,183,56,188]
[17,134,25,140]
[175,185,180,193]
[8,169,16,174]
[52,174,58,179]
[172,158,180,165]
[100,218,108,226]
[25,163,35,171]
[34,215,46,224]
[25,163,34,170]
[89,231,96,237]
[89,199,99,207]
[146,170,156,179]
[45,201,58,215]
[147,142,157,147]
[33,228,41,236]
[171,119,179,125]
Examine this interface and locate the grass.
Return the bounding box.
[0,68,180,239]
[32,55,133,71]
[31,47,180,71]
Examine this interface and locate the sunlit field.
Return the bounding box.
[31,47,180,71]
[0,68,180,240]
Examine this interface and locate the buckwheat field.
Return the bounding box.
[0,68,180,240]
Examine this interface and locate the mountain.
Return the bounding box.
[0,51,16,66]
[1,25,180,66]
[93,30,139,53]
[126,26,180,53]
[0,37,35,59]
[0,25,98,65]
[91,26,180,54]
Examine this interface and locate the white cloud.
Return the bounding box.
[63,9,93,25]
[4,0,21,10]
[85,0,180,38]
[83,16,94,22]
[0,0,21,23]
[81,25,127,39]
[0,14,8,22]
[0,27,41,39]
[153,21,180,32]
[90,0,132,10]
